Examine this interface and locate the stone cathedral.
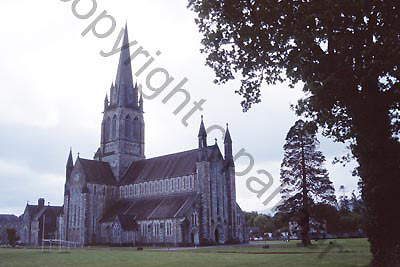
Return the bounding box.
[63,26,247,246]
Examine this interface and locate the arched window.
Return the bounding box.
[105,117,111,141]
[125,115,132,139]
[133,117,139,141]
[192,212,199,226]
[112,115,117,139]
[129,185,133,197]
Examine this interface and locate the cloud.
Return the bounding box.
[0,159,64,215]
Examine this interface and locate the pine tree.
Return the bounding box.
[279,120,336,246]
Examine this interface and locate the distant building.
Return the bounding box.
[0,198,63,246]
[0,215,20,244]
[62,25,247,246]
[289,219,327,239]
[248,227,261,240]
[19,198,63,246]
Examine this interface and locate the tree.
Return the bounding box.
[244,211,259,227]
[6,229,17,248]
[188,1,400,265]
[278,120,336,246]
[338,195,351,214]
[311,203,339,234]
[254,215,268,230]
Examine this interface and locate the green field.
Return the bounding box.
[0,239,371,267]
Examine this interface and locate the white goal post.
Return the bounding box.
[41,239,81,253]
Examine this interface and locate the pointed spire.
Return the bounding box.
[104,93,109,111]
[115,24,134,88]
[139,88,144,112]
[66,148,74,181]
[224,123,232,144]
[66,147,73,167]
[198,115,207,137]
[224,123,234,167]
[198,116,207,149]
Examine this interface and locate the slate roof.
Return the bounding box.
[118,215,138,231]
[0,215,19,223]
[100,193,199,225]
[26,205,39,216]
[25,205,63,220]
[34,206,63,221]
[79,158,117,185]
[121,146,221,185]
[121,149,198,184]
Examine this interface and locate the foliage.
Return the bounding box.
[188,1,400,265]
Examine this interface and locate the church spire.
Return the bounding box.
[104,93,109,111]
[66,148,74,181]
[139,88,143,112]
[224,123,232,144]
[115,24,134,88]
[224,124,234,167]
[198,116,207,149]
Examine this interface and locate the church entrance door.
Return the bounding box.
[215,229,219,244]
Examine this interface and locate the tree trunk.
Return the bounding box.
[300,139,311,247]
[352,100,400,266]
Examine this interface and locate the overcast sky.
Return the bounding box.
[0,0,359,215]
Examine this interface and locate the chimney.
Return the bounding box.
[38,198,45,207]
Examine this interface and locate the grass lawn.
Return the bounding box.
[0,238,371,267]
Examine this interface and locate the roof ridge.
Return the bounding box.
[134,148,199,162]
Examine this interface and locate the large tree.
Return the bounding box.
[188,1,400,265]
[279,120,336,246]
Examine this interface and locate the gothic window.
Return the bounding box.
[77,207,80,227]
[105,117,111,141]
[155,222,160,236]
[133,117,139,141]
[165,180,169,192]
[112,115,117,139]
[192,212,199,226]
[125,115,132,139]
[166,220,173,236]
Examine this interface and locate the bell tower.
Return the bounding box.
[95,25,145,181]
